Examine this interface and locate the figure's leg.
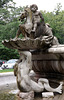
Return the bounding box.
[21,74,44,92]
[30,79,44,92]
[32,23,37,32]
[38,78,63,94]
[44,81,63,94]
[15,24,27,38]
[15,24,22,38]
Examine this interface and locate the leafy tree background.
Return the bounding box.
[0,0,23,60]
[0,1,64,60]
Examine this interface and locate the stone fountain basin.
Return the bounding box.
[2,38,64,79]
[2,37,52,50]
[2,38,64,52]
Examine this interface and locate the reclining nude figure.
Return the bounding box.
[14,51,63,95]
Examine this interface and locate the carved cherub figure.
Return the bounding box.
[30,4,45,33]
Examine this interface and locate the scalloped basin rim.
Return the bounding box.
[2,38,64,53]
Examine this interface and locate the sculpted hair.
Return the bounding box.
[30,4,38,10]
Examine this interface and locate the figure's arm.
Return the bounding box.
[14,63,18,76]
[39,12,45,26]
[39,12,44,21]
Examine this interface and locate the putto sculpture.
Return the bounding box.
[2,4,64,100]
[30,4,45,33]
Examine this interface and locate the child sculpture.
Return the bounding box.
[30,4,45,33]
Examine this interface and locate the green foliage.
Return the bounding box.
[0,93,16,100]
[54,3,62,15]
[41,4,64,44]
[1,21,19,40]
[0,69,13,73]
[0,47,19,60]
[0,0,13,8]
[0,0,24,60]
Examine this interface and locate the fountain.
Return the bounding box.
[2,4,64,100]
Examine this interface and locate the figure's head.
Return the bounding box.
[20,12,26,19]
[30,4,38,12]
[24,6,32,16]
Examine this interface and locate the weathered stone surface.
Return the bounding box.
[48,45,64,53]
[32,50,64,79]
[18,91,34,100]
[2,38,64,53]
[2,37,52,50]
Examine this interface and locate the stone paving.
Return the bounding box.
[0,72,17,92]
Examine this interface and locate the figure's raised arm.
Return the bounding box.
[39,12,45,22]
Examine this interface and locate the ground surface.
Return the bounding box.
[0,72,17,92]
